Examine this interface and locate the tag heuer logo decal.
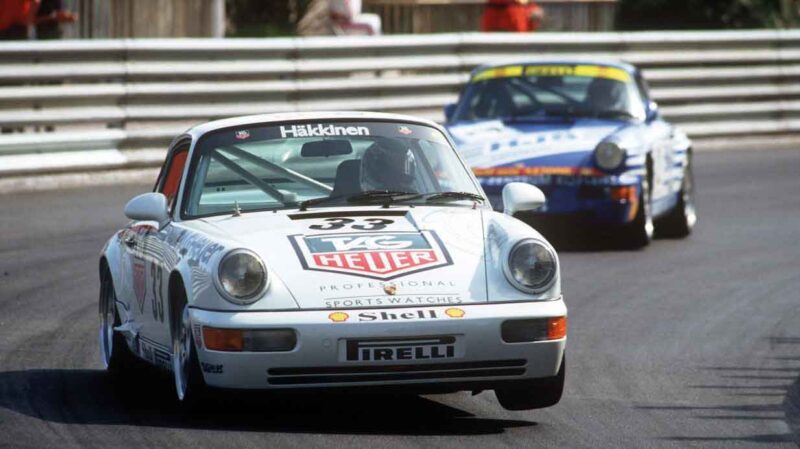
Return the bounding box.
[289,231,452,280]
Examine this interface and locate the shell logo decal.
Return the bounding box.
[328,312,350,322]
[445,308,465,318]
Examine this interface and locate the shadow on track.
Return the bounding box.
[634,335,800,445]
[0,368,535,436]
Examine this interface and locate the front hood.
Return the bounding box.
[200,207,487,309]
[447,118,625,169]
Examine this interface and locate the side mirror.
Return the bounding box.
[502,182,546,216]
[646,100,659,122]
[124,193,170,229]
[443,103,457,122]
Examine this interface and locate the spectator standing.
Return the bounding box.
[299,0,381,36]
[34,0,77,40]
[0,0,39,40]
[329,0,381,35]
[481,0,544,32]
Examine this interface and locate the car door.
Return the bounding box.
[137,139,191,366]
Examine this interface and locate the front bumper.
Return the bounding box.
[483,178,642,225]
[189,300,566,390]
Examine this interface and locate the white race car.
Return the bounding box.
[99,112,567,410]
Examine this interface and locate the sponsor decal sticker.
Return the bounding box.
[133,259,147,313]
[280,124,370,139]
[398,126,413,135]
[139,337,171,370]
[235,130,250,140]
[472,64,630,83]
[445,307,465,318]
[329,311,350,322]
[201,363,224,374]
[343,336,460,362]
[325,295,462,309]
[289,231,452,280]
[327,307,465,323]
[473,166,605,178]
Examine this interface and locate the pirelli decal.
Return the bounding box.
[472,64,631,83]
[289,231,453,280]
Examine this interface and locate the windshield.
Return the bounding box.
[182,121,482,218]
[452,64,646,122]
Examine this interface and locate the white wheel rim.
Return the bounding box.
[683,168,697,229]
[173,306,192,401]
[643,178,654,239]
[99,281,115,369]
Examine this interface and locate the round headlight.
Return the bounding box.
[217,250,267,304]
[595,141,626,171]
[506,240,557,293]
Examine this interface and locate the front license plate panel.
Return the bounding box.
[339,335,465,362]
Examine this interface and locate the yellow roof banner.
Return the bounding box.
[471,65,524,82]
[472,64,631,83]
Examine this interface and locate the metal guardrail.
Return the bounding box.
[2,30,800,177]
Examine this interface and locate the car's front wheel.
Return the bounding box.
[655,160,696,238]
[495,356,565,411]
[618,171,654,249]
[99,267,140,378]
[172,294,206,404]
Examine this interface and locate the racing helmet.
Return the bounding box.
[360,138,418,192]
[585,77,629,112]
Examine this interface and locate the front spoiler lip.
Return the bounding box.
[189,299,567,389]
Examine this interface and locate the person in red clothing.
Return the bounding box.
[0,0,40,40]
[481,0,544,33]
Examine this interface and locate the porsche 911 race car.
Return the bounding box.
[99,112,567,411]
[445,59,696,247]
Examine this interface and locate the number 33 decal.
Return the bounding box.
[309,218,394,231]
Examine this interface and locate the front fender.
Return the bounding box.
[100,232,128,317]
[483,211,562,303]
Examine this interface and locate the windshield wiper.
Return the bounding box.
[298,190,416,211]
[346,190,417,206]
[422,191,485,204]
[297,194,347,211]
[298,190,484,211]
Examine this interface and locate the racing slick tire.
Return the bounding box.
[99,267,141,379]
[618,168,654,249]
[655,159,696,238]
[495,356,565,411]
[171,291,207,404]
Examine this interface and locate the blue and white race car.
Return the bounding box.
[445,60,696,247]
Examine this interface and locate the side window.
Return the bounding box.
[157,146,189,212]
[634,72,651,102]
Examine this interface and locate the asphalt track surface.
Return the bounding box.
[0,148,799,449]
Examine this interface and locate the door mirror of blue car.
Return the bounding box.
[124,192,170,229]
[646,100,659,122]
[443,103,457,122]
[502,183,546,216]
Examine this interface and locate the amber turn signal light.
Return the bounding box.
[610,185,637,202]
[501,316,567,343]
[547,316,567,340]
[203,327,244,351]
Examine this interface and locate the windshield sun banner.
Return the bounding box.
[472,64,631,83]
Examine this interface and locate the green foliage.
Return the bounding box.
[617,0,798,29]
